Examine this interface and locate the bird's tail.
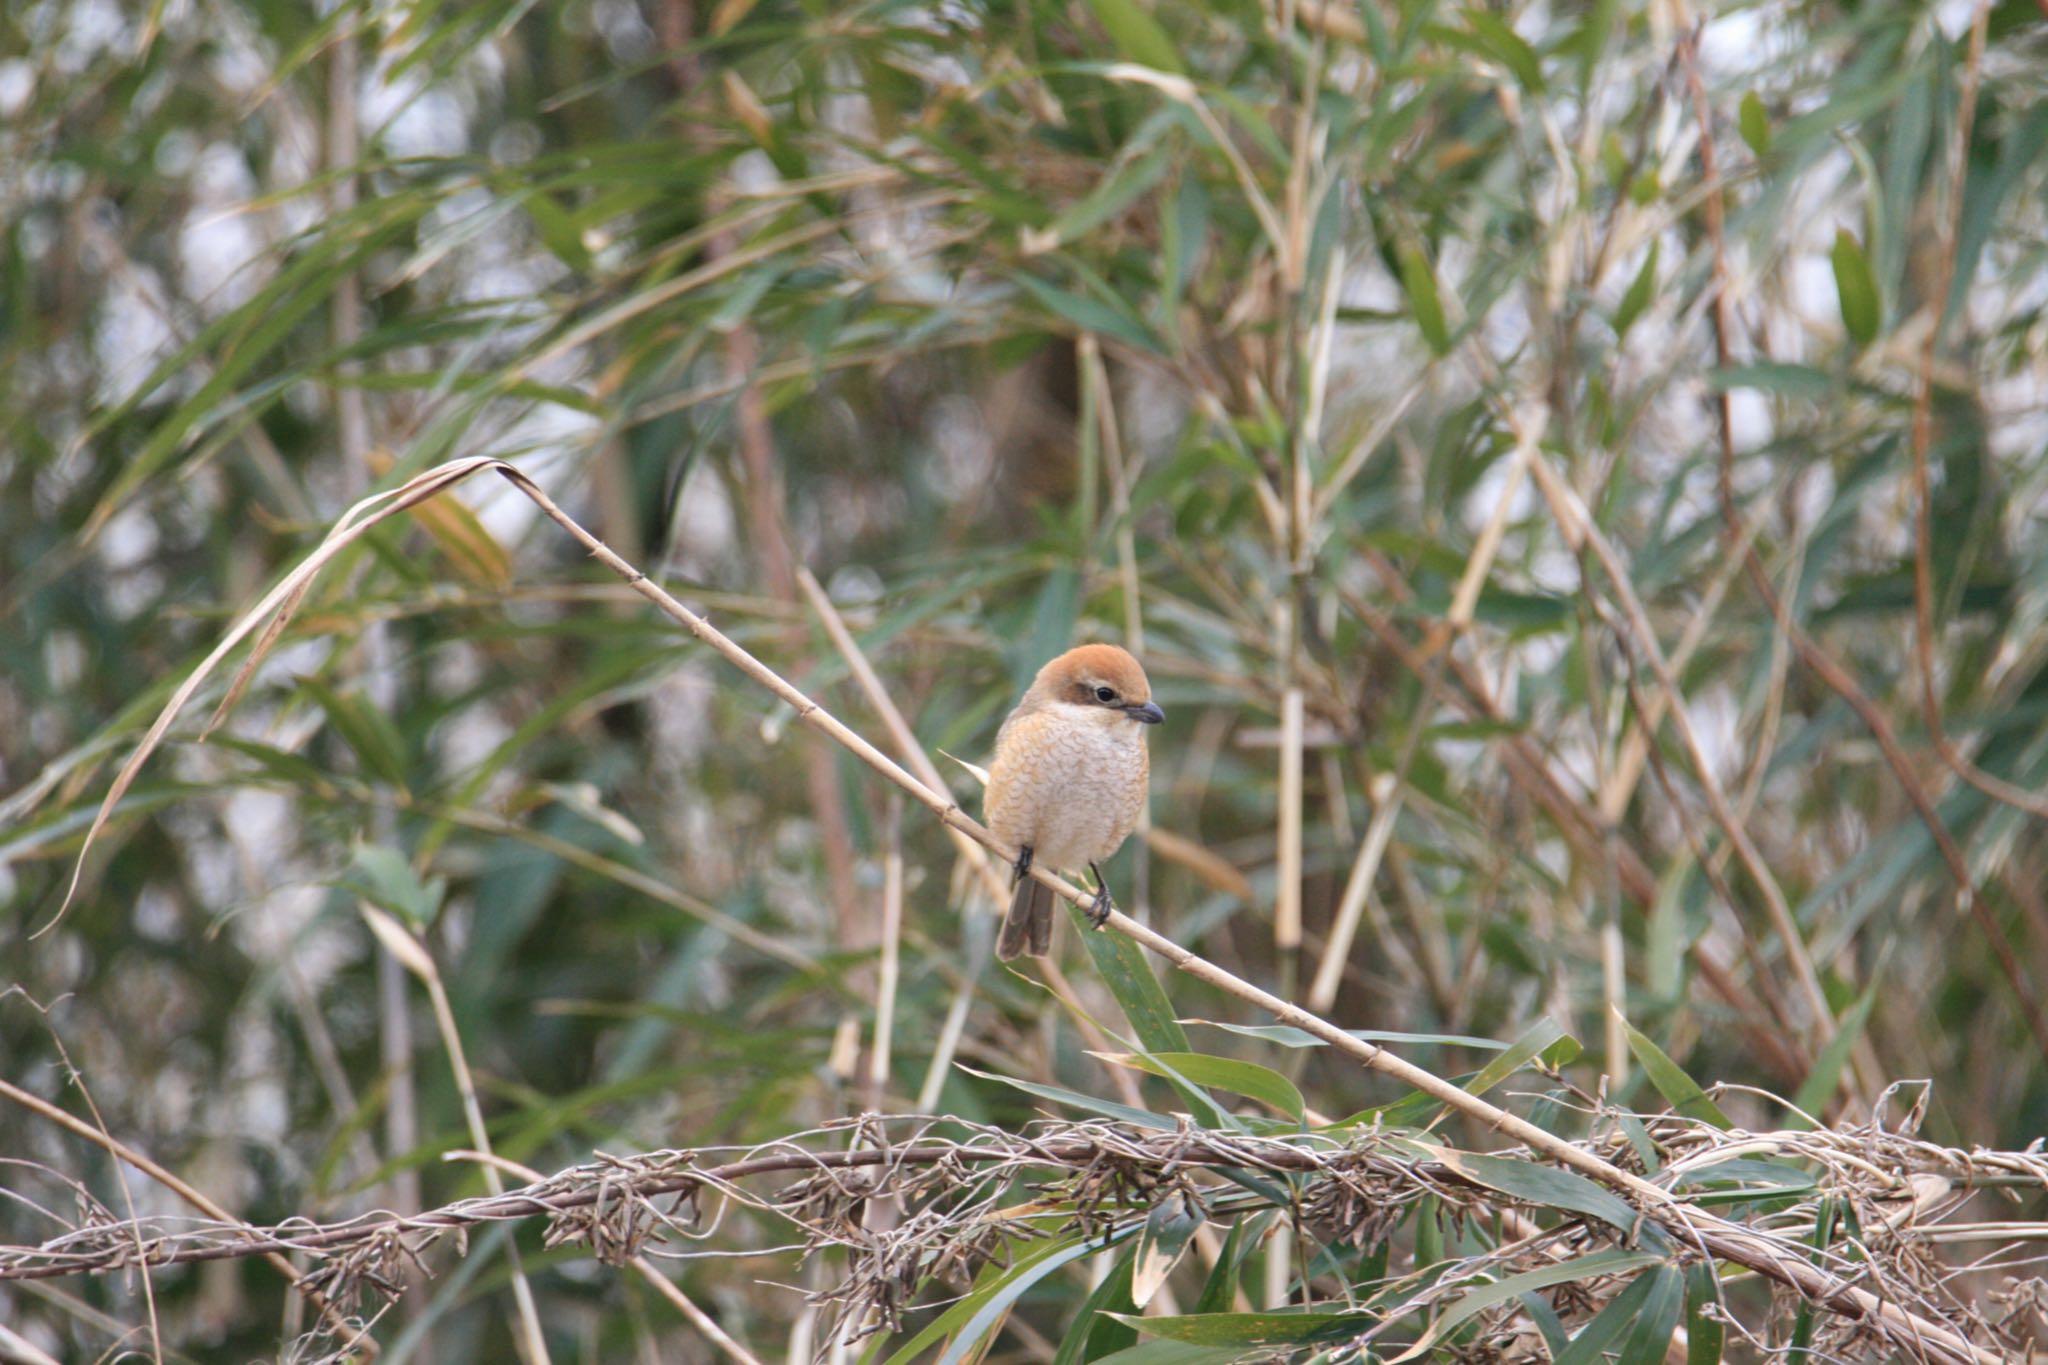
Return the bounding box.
[996,876,1056,960]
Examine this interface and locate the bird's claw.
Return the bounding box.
[1011,845,1033,886]
[1087,883,1115,929]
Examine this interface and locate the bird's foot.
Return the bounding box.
[1087,883,1115,929]
[1011,845,1033,887]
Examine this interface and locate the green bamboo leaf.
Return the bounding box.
[1397,242,1452,355]
[1739,91,1771,155]
[1464,1017,1576,1096]
[1685,1262,1726,1364]
[1416,1144,1641,1236]
[1614,1265,1684,1365]
[868,1233,1106,1365]
[1618,1012,1733,1129]
[1109,1309,1356,1347]
[1555,1268,1662,1365]
[1518,1289,1571,1358]
[1188,1020,1512,1052]
[1792,976,1880,1123]
[208,735,340,792]
[1090,1345,1250,1365]
[1572,0,1619,88]
[1673,1158,1817,1207]
[1389,1248,1667,1362]
[1614,240,1660,337]
[1193,1217,1256,1313]
[1086,0,1187,73]
[1132,1192,1206,1307]
[1048,140,1176,248]
[956,1065,1173,1131]
[1463,8,1544,91]
[1052,1252,1137,1365]
[1949,102,2048,322]
[1100,1051,1305,1122]
[1786,1197,1838,1362]
[1012,271,1167,355]
[299,677,410,791]
[346,840,445,928]
[522,190,594,273]
[1831,229,1882,345]
[1078,913,1189,1054]
[1707,362,1833,399]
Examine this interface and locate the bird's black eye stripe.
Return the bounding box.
[1094,685,1118,703]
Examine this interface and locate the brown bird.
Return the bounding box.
[984,644,1164,959]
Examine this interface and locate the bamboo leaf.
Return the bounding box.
[1052,1252,1138,1365]
[956,1065,1173,1130]
[346,840,446,927]
[1188,1021,1513,1052]
[1619,1013,1733,1129]
[1831,229,1882,345]
[1707,362,1834,399]
[1462,8,1545,91]
[1132,1193,1206,1308]
[1614,241,1660,337]
[1555,1269,1661,1365]
[1086,0,1187,74]
[1685,1261,1726,1364]
[1415,1143,1641,1236]
[870,1233,1106,1365]
[299,677,410,791]
[1397,242,1452,355]
[1614,1265,1684,1365]
[1389,1249,1667,1362]
[1673,1158,1817,1207]
[1079,914,1190,1055]
[1193,1217,1256,1313]
[1090,1346,1242,1365]
[1739,91,1771,155]
[1012,271,1167,355]
[1109,1309,1357,1346]
[1046,140,1176,250]
[1464,1017,1576,1096]
[1792,977,1881,1123]
[1098,1051,1306,1122]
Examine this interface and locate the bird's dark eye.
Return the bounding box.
[1094,686,1118,703]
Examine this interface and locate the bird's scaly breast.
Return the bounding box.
[985,707,1149,871]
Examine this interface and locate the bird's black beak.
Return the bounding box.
[1125,700,1166,725]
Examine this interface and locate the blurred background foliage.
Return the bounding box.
[5,0,2048,1355]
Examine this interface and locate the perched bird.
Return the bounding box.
[984,644,1164,959]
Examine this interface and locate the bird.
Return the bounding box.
[983,643,1164,959]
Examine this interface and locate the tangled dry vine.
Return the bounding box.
[3,1111,2045,1361]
